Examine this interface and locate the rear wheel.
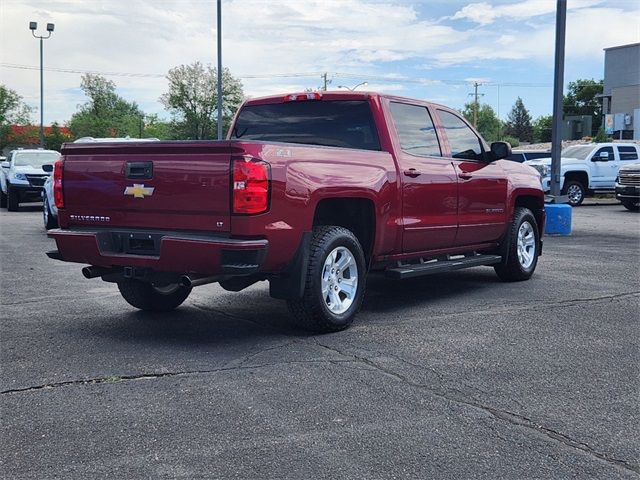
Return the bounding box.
[43,197,57,229]
[287,226,366,332]
[7,186,19,211]
[117,280,192,312]
[495,207,540,282]
[562,179,585,206]
[621,199,639,212]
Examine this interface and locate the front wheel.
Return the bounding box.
[562,179,585,206]
[117,280,192,312]
[287,226,366,332]
[7,186,19,212]
[621,199,639,212]
[494,207,540,282]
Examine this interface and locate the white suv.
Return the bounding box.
[525,143,640,206]
[0,149,61,211]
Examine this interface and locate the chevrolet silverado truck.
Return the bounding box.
[47,91,545,332]
[525,143,640,206]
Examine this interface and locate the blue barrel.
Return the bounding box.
[545,203,572,235]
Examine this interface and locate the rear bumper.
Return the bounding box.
[47,228,268,276]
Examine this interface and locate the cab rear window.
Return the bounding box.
[231,100,381,151]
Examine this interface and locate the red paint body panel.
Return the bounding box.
[49,92,544,278]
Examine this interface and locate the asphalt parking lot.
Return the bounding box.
[1,204,639,479]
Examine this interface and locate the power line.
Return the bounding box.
[1,63,554,88]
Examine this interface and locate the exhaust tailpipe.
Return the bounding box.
[82,266,113,279]
[179,275,220,288]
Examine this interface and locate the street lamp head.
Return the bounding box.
[46,23,55,32]
[29,21,37,31]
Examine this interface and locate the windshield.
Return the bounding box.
[561,145,594,160]
[13,151,60,167]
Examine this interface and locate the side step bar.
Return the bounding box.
[385,254,502,280]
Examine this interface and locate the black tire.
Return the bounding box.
[7,186,19,211]
[494,207,540,282]
[621,199,639,212]
[0,189,6,208]
[562,179,585,206]
[117,280,192,312]
[43,197,57,229]
[287,226,366,333]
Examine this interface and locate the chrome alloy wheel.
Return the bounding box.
[517,221,536,269]
[321,246,358,314]
[566,184,583,205]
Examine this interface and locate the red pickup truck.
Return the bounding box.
[48,91,544,332]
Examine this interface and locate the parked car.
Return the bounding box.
[46,91,545,332]
[615,162,640,211]
[525,143,640,206]
[40,138,159,230]
[1,149,60,211]
[507,150,551,163]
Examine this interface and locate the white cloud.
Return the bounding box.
[451,0,605,25]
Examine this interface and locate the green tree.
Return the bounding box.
[504,97,533,143]
[461,102,502,142]
[563,78,603,136]
[0,85,33,150]
[44,122,72,151]
[160,62,244,140]
[142,114,175,139]
[68,74,144,138]
[532,115,553,143]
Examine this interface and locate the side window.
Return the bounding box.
[595,146,614,160]
[507,153,524,162]
[437,110,484,161]
[617,146,639,161]
[389,102,441,157]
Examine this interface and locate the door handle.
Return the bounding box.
[458,172,473,180]
[403,168,421,178]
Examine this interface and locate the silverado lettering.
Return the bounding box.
[47,91,545,332]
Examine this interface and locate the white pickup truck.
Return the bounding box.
[0,149,61,211]
[525,143,640,206]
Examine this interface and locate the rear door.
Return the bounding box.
[434,109,508,246]
[387,101,458,253]
[62,142,233,232]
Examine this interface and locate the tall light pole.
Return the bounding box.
[550,0,567,199]
[337,82,368,91]
[29,21,54,149]
[216,0,223,140]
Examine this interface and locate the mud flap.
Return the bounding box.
[268,231,311,300]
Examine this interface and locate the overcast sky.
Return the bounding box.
[1,0,639,125]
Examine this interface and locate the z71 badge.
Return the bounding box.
[124,184,155,199]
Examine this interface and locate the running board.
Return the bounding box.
[385,254,502,279]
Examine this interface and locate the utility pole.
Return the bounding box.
[467,82,484,128]
[216,0,223,140]
[321,72,330,91]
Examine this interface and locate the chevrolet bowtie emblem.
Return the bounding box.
[124,184,155,199]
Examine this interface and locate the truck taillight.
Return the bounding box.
[232,158,270,215]
[284,92,322,102]
[53,158,64,209]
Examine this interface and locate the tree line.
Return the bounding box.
[1,70,604,152]
[462,78,605,146]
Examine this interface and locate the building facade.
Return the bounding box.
[601,43,640,140]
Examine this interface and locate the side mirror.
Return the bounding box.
[42,164,53,173]
[490,141,512,161]
[593,151,610,161]
[1,161,9,169]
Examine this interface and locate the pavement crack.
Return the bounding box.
[0,359,354,396]
[311,340,640,476]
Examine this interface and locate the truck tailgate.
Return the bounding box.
[60,141,236,232]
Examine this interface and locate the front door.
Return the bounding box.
[435,109,508,246]
[590,146,617,188]
[388,101,459,253]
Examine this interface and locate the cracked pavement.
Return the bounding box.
[1,205,639,479]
